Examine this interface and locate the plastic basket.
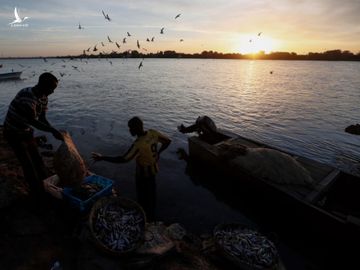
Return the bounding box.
[62,174,113,212]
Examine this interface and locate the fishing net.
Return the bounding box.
[218,141,314,187]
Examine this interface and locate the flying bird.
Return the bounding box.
[160,27,164,34]
[78,23,84,30]
[138,61,143,69]
[102,10,111,21]
[146,38,150,42]
[115,42,121,49]
[137,40,140,49]
[249,39,252,43]
[123,37,127,44]
[180,39,184,42]
[86,47,91,52]
[59,72,66,77]
[101,42,105,47]
[127,32,131,37]
[107,36,113,43]
[9,7,29,25]
[258,32,262,36]
[93,45,98,51]
[175,14,181,19]
[142,48,148,52]
[151,37,155,42]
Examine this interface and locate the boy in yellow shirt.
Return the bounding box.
[92,117,171,221]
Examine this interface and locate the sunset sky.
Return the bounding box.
[0,0,359,57]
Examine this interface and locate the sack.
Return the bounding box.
[53,132,86,187]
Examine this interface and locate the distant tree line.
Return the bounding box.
[65,49,360,61]
[2,49,360,61]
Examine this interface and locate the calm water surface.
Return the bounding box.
[1,58,359,268]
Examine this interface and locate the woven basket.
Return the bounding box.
[214,223,279,270]
[89,196,146,256]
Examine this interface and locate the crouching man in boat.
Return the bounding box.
[3,72,64,201]
[178,116,218,144]
[91,117,171,221]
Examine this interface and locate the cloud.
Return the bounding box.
[0,0,359,56]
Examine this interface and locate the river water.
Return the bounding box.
[1,58,360,268]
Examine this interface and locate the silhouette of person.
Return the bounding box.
[92,117,171,221]
[3,72,64,200]
[178,116,219,144]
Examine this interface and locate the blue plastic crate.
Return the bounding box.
[62,175,113,212]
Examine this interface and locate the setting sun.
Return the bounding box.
[235,35,280,54]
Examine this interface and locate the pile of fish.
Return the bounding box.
[214,225,278,269]
[71,183,103,201]
[92,201,145,253]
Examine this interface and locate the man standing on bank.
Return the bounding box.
[3,72,64,200]
[91,117,171,221]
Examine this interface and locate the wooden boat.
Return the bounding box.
[188,130,360,244]
[0,71,22,81]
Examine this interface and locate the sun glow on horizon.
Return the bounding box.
[235,35,280,54]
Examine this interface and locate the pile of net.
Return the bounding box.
[218,141,314,187]
[53,132,86,187]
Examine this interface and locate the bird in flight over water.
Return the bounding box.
[258,32,262,36]
[107,36,113,43]
[127,32,131,37]
[102,10,111,21]
[160,27,164,34]
[115,42,121,49]
[9,7,29,24]
[175,14,181,19]
[123,37,127,44]
[138,61,143,69]
[137,40,140,49]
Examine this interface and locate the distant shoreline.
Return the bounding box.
[1,49,360,61]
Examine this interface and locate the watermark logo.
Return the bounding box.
[9,7,29,27]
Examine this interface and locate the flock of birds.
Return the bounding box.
[9,10,271,79]
[10,11,186,79]
[78,10,184,70]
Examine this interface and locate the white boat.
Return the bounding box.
[0,71,22,81]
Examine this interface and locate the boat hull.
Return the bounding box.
[0,72,22,81]
[188,130,360,244]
